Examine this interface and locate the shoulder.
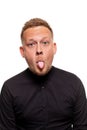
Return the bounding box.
[1,68,32,97]
[2,68,30,90]
[52,66,84,89]
[53,66,79,79]
[52,66,86,98]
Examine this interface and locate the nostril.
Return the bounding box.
[36,51,43,55]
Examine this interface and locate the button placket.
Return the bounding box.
[38,80,49,128]
[40,84,48,127]
[41,85,46,108]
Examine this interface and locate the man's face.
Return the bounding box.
[20,26,57,75]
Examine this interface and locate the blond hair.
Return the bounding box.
[21,18,53,41]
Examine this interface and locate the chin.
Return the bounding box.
[35,71,46,76]
[35,68,51,76]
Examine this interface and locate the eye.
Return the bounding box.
[41,41,49,45]
[27,42,36,47]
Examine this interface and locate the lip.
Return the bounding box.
[36,60,45,65]
[36,60,44,63]
[36,60,45,69]
[36,57,44,63]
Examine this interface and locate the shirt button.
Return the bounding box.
[42,86,45,88]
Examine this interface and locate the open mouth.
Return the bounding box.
[36,61,45,69]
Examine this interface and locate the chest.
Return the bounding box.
[13,82,74,124]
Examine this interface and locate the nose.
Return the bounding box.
[36,42,43,55]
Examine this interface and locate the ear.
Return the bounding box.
[19,46,25,58]
[53,43,57,54]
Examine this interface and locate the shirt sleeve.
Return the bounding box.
[72,78,87,130]
[0,83,17,130]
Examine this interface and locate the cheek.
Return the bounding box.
[45,47,54,57]
[25,51,36,64]
[24,49,33,58]
[45,49,54,63]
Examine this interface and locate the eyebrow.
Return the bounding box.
[28,37,50,41]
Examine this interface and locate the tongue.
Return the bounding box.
[37,61,44,69]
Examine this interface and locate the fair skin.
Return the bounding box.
[20,26,57,76]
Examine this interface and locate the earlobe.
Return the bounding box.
[19,46,25,57]
[54,43,57,54]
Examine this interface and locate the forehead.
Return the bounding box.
[22,26,53,40]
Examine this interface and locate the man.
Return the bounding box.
[0,18,87,130]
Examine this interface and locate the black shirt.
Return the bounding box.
[0,66,87,130]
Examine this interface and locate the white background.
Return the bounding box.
[0,0,87,94]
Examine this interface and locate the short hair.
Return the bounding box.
[21,18,53,41]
